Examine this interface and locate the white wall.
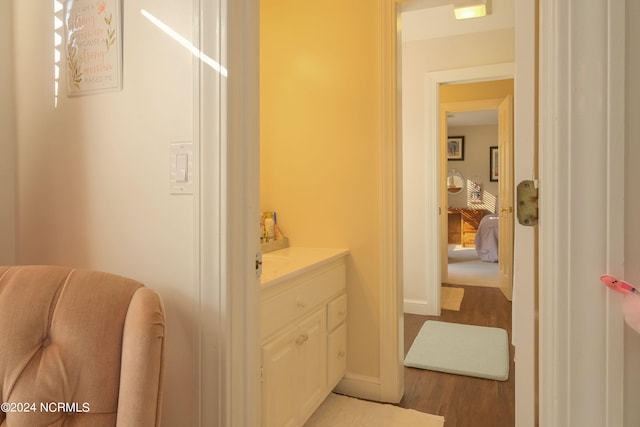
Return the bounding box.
[446,124,499,210]
[11,1,199,424]
[0,0,16,265]
[401,28,514,309]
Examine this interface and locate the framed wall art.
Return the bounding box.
[447,136,465,160]
[65,0,123,96]
[490,146,499,182]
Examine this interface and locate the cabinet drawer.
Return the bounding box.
[327,293,347,332]
[261,263,346,340]
[327,323,347,389]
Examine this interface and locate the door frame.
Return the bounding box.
[219,2,532,427]
[423,63,515,316]
[214,1,625,426]
[538,0,626,425]
[214,0,405,421]
[439,96,514,300]
[199,0,261,425]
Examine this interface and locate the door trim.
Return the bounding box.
[379,0,404,403]
[336,0,404,403]
[538,0,625,425]
[439,96,514,301]
[421,63,515,316]
[200,0,261,425]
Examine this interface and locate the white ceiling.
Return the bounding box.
[400,0,515,43]
[401,0,514,127]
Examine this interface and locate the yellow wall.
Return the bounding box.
[261,0,382,378]
[441,78,514,103]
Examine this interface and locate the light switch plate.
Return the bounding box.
[170,142,193,194]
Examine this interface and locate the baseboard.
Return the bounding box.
[403,298,436,315]
[333,372,386,402]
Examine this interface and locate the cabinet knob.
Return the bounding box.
[296,299,306,309]
[296,334,309,345]
[338,351,346,358]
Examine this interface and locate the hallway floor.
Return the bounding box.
[398,284,515,427]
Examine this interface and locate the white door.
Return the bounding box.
[498,95,514,300]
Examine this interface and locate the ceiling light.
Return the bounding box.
[454,0,489,20]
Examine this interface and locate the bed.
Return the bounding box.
[475,214,499,262]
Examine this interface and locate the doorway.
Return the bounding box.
[398,1,521,423]
[221,1,628,426]
[402,81,517,422]
[444,107,501,289]
[440,90,515,301]
[223,0,534,424]
[402,62,514,317]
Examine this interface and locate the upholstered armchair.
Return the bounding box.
[0,265,165,427]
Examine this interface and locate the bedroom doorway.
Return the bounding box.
[444,108,500,289]
[440,94,514,300]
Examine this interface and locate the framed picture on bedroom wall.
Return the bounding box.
[490,146,499,181]
[447,136,464,160]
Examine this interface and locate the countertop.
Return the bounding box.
[260,246,349,288]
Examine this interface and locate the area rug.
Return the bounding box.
[404,320,509,381]
[447,246,499,287]
[441,286,464,311]
[304,393,444,427]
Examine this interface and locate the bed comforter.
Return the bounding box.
[475,214,499,262]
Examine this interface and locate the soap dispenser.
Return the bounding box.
[264,212,275,242]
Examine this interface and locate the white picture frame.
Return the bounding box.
[65,0,122,96]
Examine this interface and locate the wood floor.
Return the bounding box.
[398,284,515,427]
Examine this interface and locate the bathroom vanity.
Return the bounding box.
[260,247,349,427]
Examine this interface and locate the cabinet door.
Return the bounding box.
[262,325,299,427]
[327,322,347,389]
[297,308,327,424]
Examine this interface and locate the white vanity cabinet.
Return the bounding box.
[262,308,326,427]
[261,253,347,427]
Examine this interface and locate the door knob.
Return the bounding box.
[500,207,513,213]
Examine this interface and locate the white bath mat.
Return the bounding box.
[404,320,509,381]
